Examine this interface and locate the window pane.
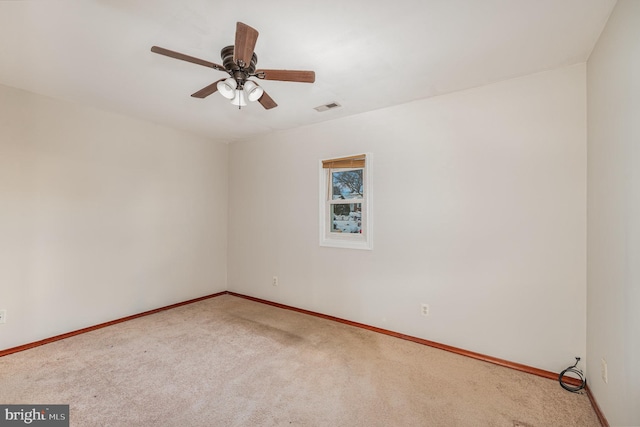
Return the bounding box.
[332,170,363,200]
[331,203,362,233]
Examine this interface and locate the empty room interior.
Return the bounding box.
[0,1,638,426]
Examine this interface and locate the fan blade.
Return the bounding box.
[255,69,315,83]
[234,22,259,68]
[258,91,278,110]
[191,79,225,98]
[151,46,226,72]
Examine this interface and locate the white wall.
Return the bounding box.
[0,83,228,350]
[587,0,640,424]
[228,64,587,373]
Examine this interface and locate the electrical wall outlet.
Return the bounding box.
[421,304,429,316]
[272,276,278,287]
[0,309,6,324]
[601,358,608,384]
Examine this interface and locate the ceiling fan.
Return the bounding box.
[151,22,315,109]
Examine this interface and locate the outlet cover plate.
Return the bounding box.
[601,358,608,384]
[421,304,429,316]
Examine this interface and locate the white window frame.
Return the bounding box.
[319,153,372,250]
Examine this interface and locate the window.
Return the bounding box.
[319,153,372,250]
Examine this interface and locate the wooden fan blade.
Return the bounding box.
[151,46,226,72]
[234,22,259,67]
[258,91,278,109]
[191,79,225,98]
[255,69,315,83]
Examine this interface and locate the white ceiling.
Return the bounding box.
[0,0,615,144]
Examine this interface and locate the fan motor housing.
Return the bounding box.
[221,45,258,75]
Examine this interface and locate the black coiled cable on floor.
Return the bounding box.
[559,357,586,393]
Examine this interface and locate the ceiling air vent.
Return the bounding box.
[314,102,342,112]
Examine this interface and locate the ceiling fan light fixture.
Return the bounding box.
[217,77,237,99]
[243,80,264,102]
[230,89,247,107]
[151,22,316,110]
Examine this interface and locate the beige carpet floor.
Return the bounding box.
[1,294,600,426]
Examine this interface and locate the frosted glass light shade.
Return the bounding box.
[230,90,247,107]
[243,81,264,102]
[217,77,237,99]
